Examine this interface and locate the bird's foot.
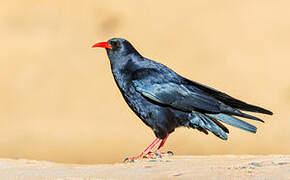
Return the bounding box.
[123,153,162,163]
[123,137,173,163]
[144,152,163,159]
[123,157,138,163]
[123,152,149,163]
[123,151,174,163]
[143,150,174,159]
[148,150,174,157]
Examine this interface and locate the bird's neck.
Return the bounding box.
[110,53,142,74]
[110,55,142,90]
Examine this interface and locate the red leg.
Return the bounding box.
[156,134,169,151]
[146,134,173,158]
[124,138,161,162]
[150,134,174,156]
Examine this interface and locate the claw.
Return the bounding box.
[123,157,129,162]
[123,157,135,163]
[142,152,163,159]
[154,152,162,158]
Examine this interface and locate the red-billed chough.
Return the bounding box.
[92,38,272,162]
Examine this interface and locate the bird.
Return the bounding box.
[92,38,273,162]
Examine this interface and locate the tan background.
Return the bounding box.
[0,0,289,164]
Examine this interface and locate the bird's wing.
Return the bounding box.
[133,81,221,113]
[183,78,273,115]
[132,69,221,113]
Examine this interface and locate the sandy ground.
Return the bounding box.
[1,155,289,180]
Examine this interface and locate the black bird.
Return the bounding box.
[92,38,272,162]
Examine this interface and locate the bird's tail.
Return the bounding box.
[225,100,273,115]
[185,111,260,140]
[186,112,229,140]
[219,103,266,122]
[207,113,257,133]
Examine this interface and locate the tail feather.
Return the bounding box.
[208,116,229,133]
[187,112,228,140]
[207,113,257,133]
[230,102,273,115]
[220,103,265,122]
[237,112,264,122]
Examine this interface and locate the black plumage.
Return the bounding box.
[92,38,272,160]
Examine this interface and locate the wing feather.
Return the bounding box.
[133,81,221,113]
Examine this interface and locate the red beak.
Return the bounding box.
[91,42,112,49]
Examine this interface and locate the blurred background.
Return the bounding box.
[0,0,289,164]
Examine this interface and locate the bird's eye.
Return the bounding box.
[111,41,121,50]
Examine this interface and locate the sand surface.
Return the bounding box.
[1,155,289,180]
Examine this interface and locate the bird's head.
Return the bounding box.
[92,38,140,62]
